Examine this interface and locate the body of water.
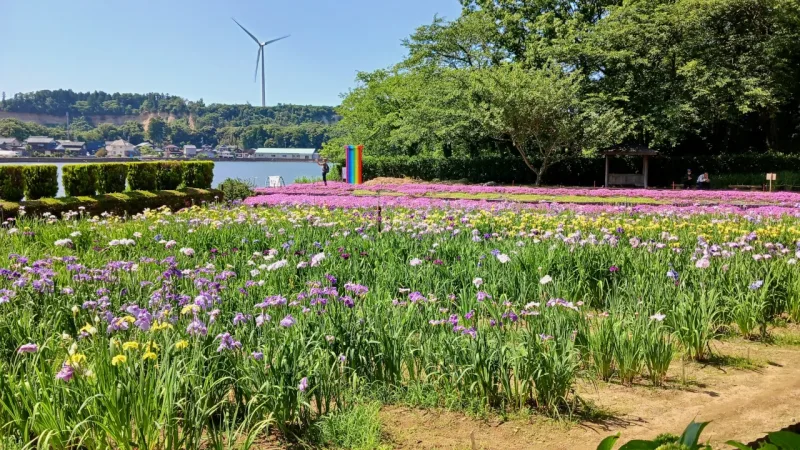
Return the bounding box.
[0,161,325,197]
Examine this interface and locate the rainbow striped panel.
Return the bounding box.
[344,145,363,184]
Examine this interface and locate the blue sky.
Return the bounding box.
[1,0,461,106]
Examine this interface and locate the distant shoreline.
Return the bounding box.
[0,157,318,163]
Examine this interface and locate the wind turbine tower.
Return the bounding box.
[232,18,290,107]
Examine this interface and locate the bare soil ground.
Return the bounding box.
[381,336,800,450]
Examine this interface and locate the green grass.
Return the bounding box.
[310,402,388,450]
[706,354,766,371]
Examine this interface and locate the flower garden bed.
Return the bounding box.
[0,190,799,448]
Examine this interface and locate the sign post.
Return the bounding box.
[766,173,776,192]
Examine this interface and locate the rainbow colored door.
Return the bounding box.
[345,145,363,185]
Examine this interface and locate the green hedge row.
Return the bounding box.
[347,154,800,187]
[24,165,59,200]
[0,188,222,219]
[70,161,215,196]
[0,161,216,201]
[0,166,25,202]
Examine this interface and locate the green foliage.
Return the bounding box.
[95,148,108,157]
[217,178,254,201]
[62,164,98,197]
[600,421,712,450]
[126,162,158,191]
[22,165,58,200]
[182,161,214,189]
[0,166,25,202]
[329,0,800,165]
[96,163,128,194]
[351,153,800,187]
[0,188,221,219]
[155,161,185,190]
[146,116,167,144]
[310,402,385,450]
[470,64,620,184]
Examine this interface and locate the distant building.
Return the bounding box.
[106,139,138,158]
[163,144,180,157]
[85,141,105,154]
[57,140,86,154]
[183,145,197,157]
[216,145,236,158]
[25,136,56,152]
[0,137,22,150]
[254,148,319,161]
[236,148,255,158]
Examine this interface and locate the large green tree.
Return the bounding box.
[146,117,167,145]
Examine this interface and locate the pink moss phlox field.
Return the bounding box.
[244,192,800,218]
[248,182,800,217]
[253,182,800,206]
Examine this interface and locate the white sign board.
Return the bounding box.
[766,173,777,181]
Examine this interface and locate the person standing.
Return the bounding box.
[316,158,330,186]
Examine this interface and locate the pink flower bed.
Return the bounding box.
[243,193,800,218]
[255,182,800,205]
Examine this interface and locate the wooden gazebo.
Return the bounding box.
[603,145,659,189]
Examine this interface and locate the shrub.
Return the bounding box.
[182,161,214,188]
[0,188,222,219]
[62,164,97,197]
[156,161,185,190]
[346,154,800,188]
[22,165,58,200]
[218,178,253,201]
[0,166,25,202]
[96,163,128,194]
[127,162,158,191]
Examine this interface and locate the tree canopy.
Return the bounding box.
[326,0,800,165]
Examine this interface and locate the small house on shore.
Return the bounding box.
[25,136,57,154]
[106,139,138,158]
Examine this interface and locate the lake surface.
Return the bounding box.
[0,161,324,197]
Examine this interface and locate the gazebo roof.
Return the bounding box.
[602,145,658,156]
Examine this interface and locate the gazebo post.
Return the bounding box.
[643,155,649,189]
[604,154,609,188]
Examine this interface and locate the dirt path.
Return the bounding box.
[381,339,800,449]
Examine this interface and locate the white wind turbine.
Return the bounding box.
[232,18,290,107]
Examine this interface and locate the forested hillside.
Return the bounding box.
[0,90,337,148]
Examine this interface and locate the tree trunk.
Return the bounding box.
[535,160,551,186]
[512,141,540,184]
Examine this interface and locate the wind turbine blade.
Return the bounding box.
[264,35,290,45]
[254,48,262,82]
[232,18,261,45]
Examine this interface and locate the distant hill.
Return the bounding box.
[0,89,339,149]
[0,89,339,128]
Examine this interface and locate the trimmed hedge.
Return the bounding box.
[126,162,158,191]
[156,161,185,190]
[22,165,58,200]
[183,161,214,189]
[62,164,98,197]
[0,188,222,220]
[0,165,25,202]
[349,153,800,188]
[97,163,128,194]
